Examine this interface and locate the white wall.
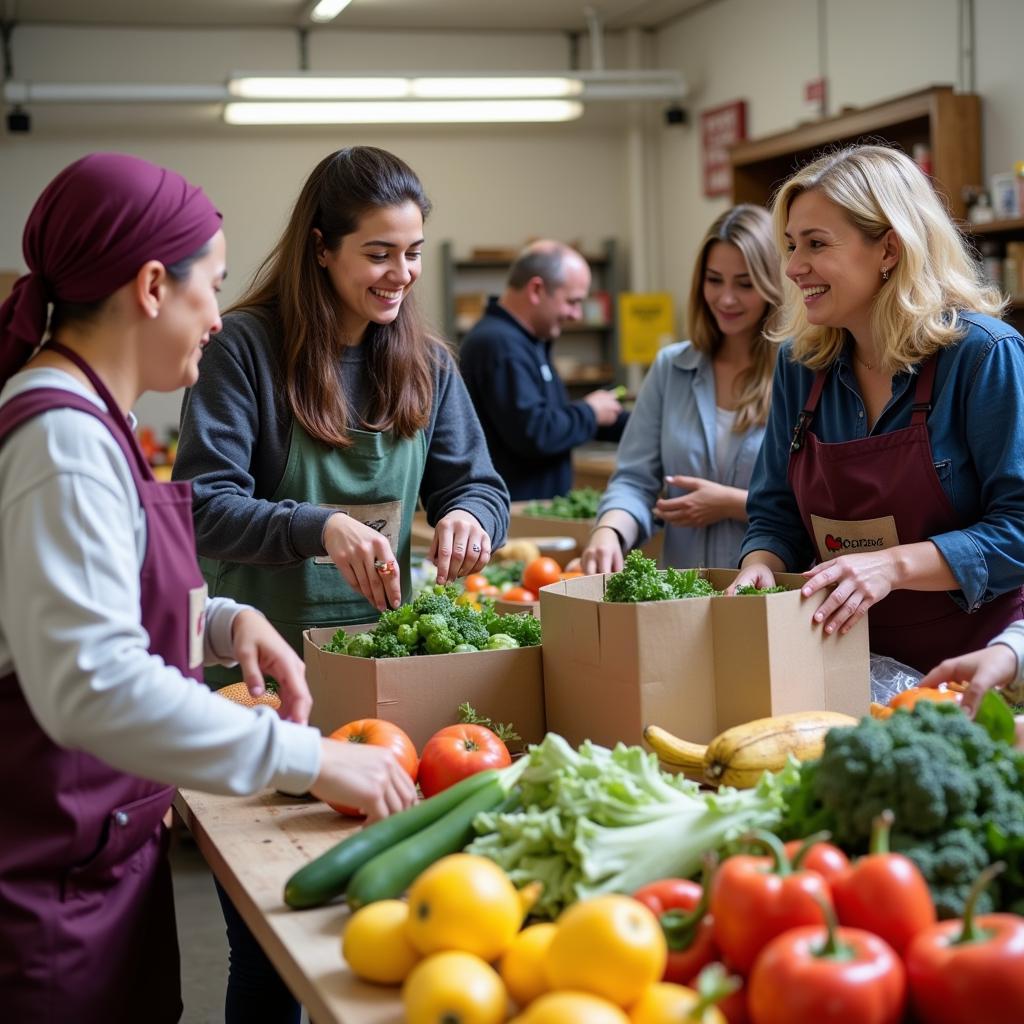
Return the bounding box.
[654,0,1024,336]
[0,25,630,431]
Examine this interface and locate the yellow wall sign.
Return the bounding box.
[618,293,675,365]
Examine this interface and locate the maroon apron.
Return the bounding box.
[788,353,1024,672]
[0,344,207,1023]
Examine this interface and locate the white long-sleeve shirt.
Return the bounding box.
[0,368,320,795]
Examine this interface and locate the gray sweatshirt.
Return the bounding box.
[174,309,509,564]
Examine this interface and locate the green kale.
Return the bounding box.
[485,612,542,648]
[604,550,676,603]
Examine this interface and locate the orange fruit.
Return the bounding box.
[215,681,281,710]
[887,686,962,712]
[517,991,630,1024]
[500,923,557,1007]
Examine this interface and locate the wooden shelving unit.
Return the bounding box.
[729,85,981,220]
[440,238,625,388]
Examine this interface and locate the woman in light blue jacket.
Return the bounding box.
[580,205,783,572]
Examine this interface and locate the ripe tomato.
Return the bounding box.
[502,586,537,603]
[464,573,491,593]
[326,718,418,815]
[402,951,507,1024]
[523,556,563,595]
[888,686,962,712]
[417,724,511,798]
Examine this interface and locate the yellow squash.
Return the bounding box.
[643,710,858,788]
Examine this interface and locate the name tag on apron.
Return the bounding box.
[188,583,208,669]
[810,514,900,561]
[314,499,403,565]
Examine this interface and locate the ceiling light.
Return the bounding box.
[229,76,410,99]
[223,99,584,125]
[308,0,353,23]
[410,77,583,99]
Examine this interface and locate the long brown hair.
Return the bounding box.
[686,204,783,432]
[229,147,441,447]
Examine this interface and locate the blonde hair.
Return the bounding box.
[687,204,783,432]
[770,144,1005,374]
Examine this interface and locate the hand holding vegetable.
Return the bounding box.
[431,509,490,585]
[309,738,418,824]
[918,642,1018,717]
[229,608,311,724]
[725,560,780,595]
[323,511,402,612]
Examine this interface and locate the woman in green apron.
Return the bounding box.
[173,146,509,1024]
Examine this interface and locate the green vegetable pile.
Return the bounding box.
[521,487,602,520]
[322,584,542,658]
[780,699,1024,918]
[479,561,524,589]
[603,550,788,603]
[466,733,795,918]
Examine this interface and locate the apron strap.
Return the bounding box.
[910,353,938,426]
[790,369,828,453]
[43,340,154,480]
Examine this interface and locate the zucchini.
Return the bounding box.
[283,768,500,909]
[345,774,510,910]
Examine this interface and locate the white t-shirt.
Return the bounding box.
[715,405,742,475]
[0,368,319,795]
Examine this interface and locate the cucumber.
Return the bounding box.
[345,774,510,910]
[283,768,500,909]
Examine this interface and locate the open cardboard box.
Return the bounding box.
[539,569,869,749]
[303,625,545,750]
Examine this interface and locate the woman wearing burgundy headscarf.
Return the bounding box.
[0,153,416,1023]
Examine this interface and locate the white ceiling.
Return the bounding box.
[4,0,709,33]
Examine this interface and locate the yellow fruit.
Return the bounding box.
[402,951,507,1024]
[545,895,667,1008]
[341,899,420,985]
[519,990,631,1024]
[499,922,557,1008]
[644,711,858,788]
[629,982,729,1024]
[215,681,282,710]
[406,853,524,961]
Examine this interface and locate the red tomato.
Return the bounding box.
[522,557,563,595]
[326,719,418,816]
[502,586,537,603]
[463,574,491,593]
[417,724,511,798]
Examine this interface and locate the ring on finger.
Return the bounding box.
[373,558,395,576]
[471,543,481,552]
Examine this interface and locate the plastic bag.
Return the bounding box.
[869,653,923,706]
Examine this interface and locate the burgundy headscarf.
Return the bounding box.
[0,152,222,384]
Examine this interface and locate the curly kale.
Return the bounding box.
[604,551,676,603]
[781,702,1024,917]
[485,612,542,648]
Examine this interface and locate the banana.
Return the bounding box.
[644,711,858,788]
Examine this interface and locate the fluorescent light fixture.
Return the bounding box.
[308,0,353,23]
[223,99,584,125]
[410,77,583,99]
[229,76,409,99]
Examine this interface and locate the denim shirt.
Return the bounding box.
[598,341,765,569]
[741,312,1024,610]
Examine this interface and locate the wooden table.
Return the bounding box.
[174,788,404,1024]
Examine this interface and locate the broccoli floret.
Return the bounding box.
[892,828,995,919]
[396,623,419,649]
[412,586,457,617]
[344,632,375,658]
[424,628,457,655]
[371,631,408,659]
[486,612,542,648]
[449,611,491,650]
[416,613,448,639]
[375,607,406,634]
[604,550,675,603]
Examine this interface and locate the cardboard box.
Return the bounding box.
[539,569,869,749]
[303,626,546,749]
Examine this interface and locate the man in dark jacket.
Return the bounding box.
[459,241,627,500]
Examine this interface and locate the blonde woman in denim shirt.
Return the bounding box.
[581,205,783,573]
[731,145,1024,673]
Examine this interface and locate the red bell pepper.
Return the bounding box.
[634,873,717,985]
[783,834,850,884]
[747,898,906,1024]
[710,831,832,974]
[906,862,1024,1024]
[831,810,936,956]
